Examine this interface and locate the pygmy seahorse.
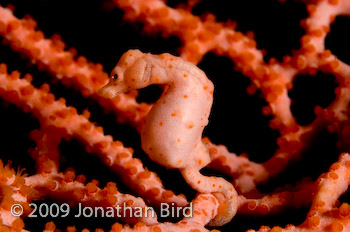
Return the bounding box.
[99,49,238,226]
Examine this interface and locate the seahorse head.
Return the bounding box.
[99,49,152,98]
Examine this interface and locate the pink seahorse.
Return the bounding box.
[99,49,237,226]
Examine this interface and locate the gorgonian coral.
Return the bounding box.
[0,0,350,231]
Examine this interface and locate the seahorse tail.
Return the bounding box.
[180,167,238,226]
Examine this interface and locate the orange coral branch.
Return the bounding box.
[0,6,150,129]
[25,173,158,225]
[0,64,188,208]
[238,178,314,216]
[248,153,350,232]
[110,194,219,232]
[26,126,158,225]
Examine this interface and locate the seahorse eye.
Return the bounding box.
[112,74,118,80]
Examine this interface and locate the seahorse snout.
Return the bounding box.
[98,81,129,98]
